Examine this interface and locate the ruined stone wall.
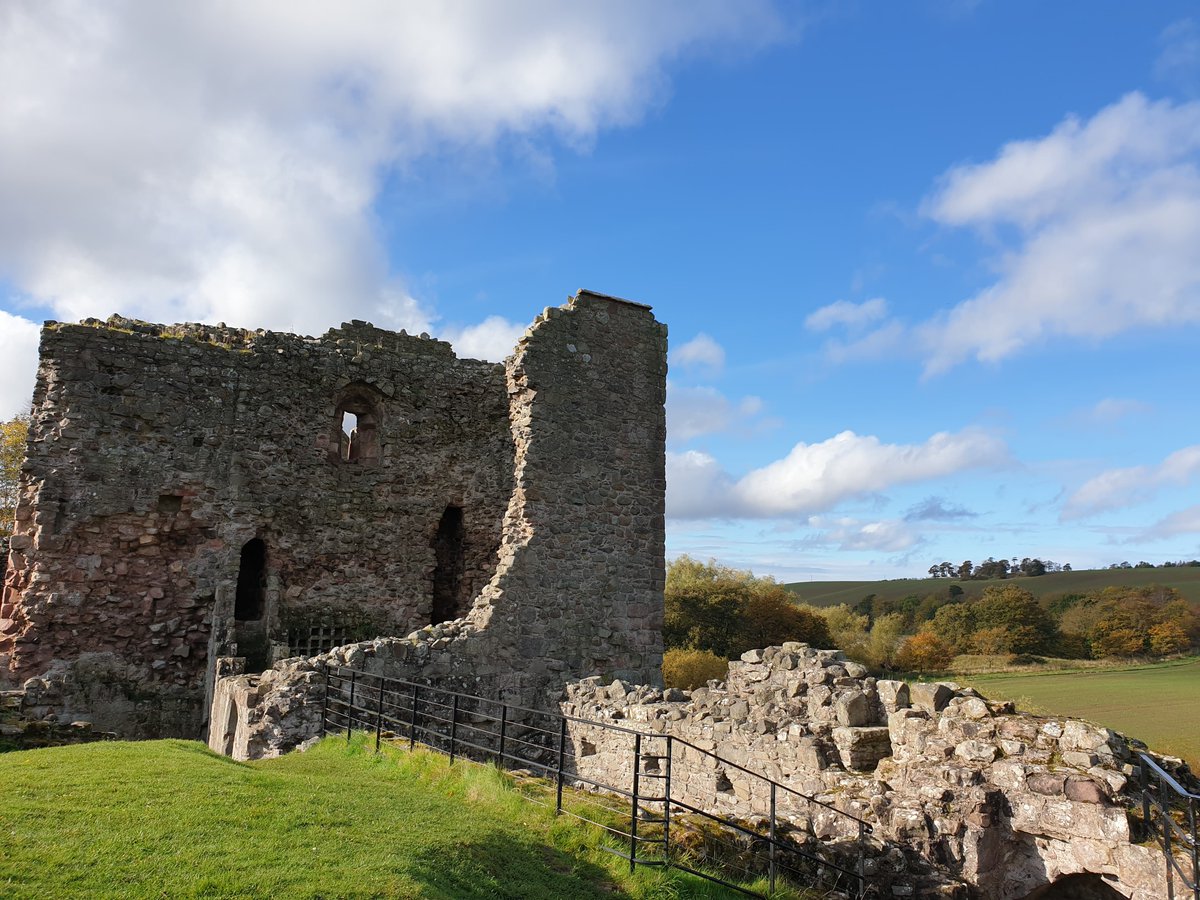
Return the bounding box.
[3,289,666,739]
[560,646,1175,900]
[210,290,667,754]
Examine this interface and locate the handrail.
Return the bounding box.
[322,664,872,899]
[669,734,874,830]
[1140,752,1200,801]
[1138,751,1199,899]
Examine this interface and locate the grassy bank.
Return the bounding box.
[0,737,762,899]
[958,656,1200,767]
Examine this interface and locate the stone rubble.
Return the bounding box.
[561,644,1182,900]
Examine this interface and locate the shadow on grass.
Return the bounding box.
[407,831,627,900]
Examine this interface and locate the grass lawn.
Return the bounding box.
[959,657,1200,767]
[0,737,766,899]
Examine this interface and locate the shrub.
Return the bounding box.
[662,648,728,690]
[1149,620,1190,656]
[895,631,955,673]
[734,592,830,657]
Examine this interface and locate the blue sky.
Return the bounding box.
[2,2,1199,580]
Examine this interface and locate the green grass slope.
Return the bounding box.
[961,657,1200,768]
[784,566,1200,607]
[0,737,755,900]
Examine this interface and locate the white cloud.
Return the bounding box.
[670,333,725,373]
[804,515,920,552]
[0,1,781,338]
[666,381,764,443]
[0,311,40,418]
[804,297,887,332]
[1073,397,1153,426]
[1140,504,1200,540]
[1062,444,1200,520]
[666,449,738,519]
[440,316,525,362]
[918,93,1200,374]
[667,427,1008,519]
[1157,18,1200,91]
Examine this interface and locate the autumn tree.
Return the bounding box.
[664,556,830,659]
[1,415,29,538]
[896,630,956,673]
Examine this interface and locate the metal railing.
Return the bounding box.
[321,666,874,898]
[1140,752,1200,899]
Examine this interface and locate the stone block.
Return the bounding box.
[877,679,910,713]
[835,689,874,726]
[833,725,892,771]
[910,682,954,713]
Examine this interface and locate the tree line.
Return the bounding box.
[663,556,1200,688]
[927,557,1069,579]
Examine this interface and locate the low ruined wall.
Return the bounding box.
[562,645,1175,900]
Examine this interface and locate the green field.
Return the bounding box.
[784,566,1200,608]
[0,737,755,899]
[959,657,1200,768]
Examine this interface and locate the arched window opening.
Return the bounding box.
[430,506,466,624]
[234,538,267,621]
[332,390,380,463]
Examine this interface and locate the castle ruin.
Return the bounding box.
[1,289,667,737]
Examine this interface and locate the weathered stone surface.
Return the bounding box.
[3,290,667,739]
[910,681,954,713]
[554,646,1178,900]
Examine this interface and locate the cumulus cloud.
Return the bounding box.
[803,515,920,552]
[0,311,40,418]
[804,297,888,332]
[904,496,977,521]
[1062,444,1200,520]
[0,2,781,343]
[918,93,1200,375]
[440,316,526,362]
[666,382,764,443]
[667,427,1008,519]
[670,333,725,373]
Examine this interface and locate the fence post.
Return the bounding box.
[663,736,673,862]
[1142,762,1152,845]
[319,667,330,738]
[498,703,507,768]
[555,717,567,815]
[346,670,356,743]
[1163,789,1174,900]
[769,781,777,893]
[630,733,642,874]
[449,693,460,765]
[857,819,867,899]
[409,683,419,751]
[1190,797,1198,900]
[374,674,385,753]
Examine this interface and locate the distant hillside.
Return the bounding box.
[784,566,1200,608]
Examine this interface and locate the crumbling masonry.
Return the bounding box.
[0,289,667,737]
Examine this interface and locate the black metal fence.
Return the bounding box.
[1140,752,1200,900]
[321,666,873,899]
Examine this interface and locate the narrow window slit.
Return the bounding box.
[234,538,266,621]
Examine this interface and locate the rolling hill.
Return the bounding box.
[784,566,1200,608]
